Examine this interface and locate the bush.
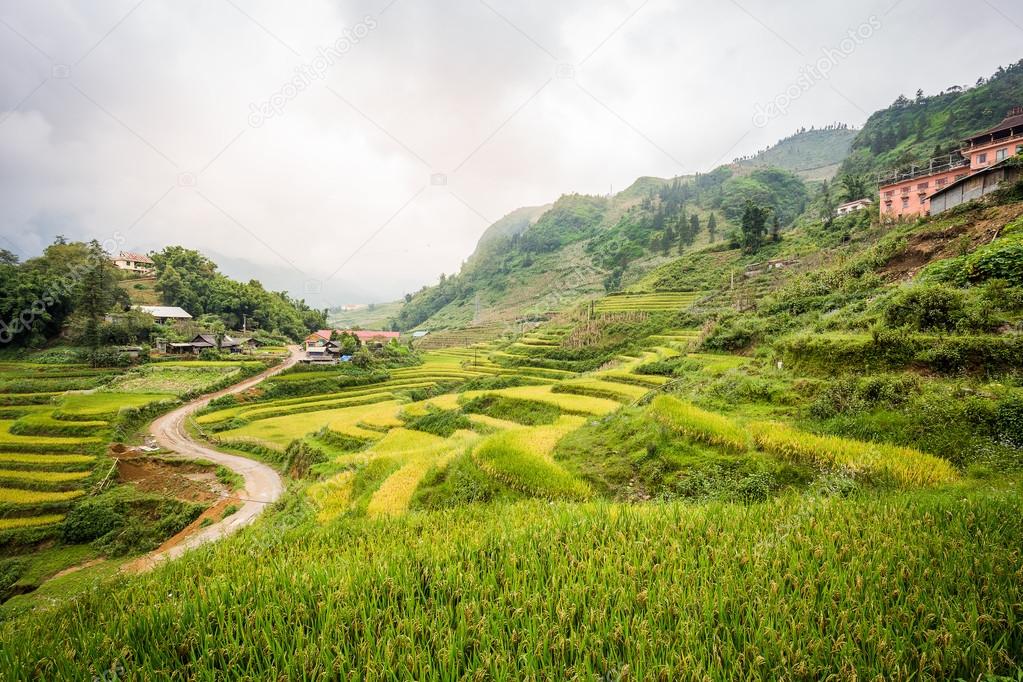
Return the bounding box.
[882,284,966,332]
[995,395,1023,448]
[284,440,328,478]
[61,486,202,556]
[403,409,472,438]
[62,494,125,544]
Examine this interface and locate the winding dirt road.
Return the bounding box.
[133,346,301,569]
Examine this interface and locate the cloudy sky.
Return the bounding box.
[1,1,1020,305]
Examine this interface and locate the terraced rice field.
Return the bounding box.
[198,318,965,529]
[593,291,705,313]
[0,359,252,538]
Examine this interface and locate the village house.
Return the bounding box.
[303,329,400,351]
[168,334,256,355]
[135,305,193,324]
[112,251,155,275]
[878,107,1023,218]
[836,198,872,216]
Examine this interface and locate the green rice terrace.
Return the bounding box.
[3,198,1023,678]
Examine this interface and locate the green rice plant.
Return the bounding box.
[650,395,749,453]
[0,514,64,531]
[749,421,958,487]
[54,393,174,421]
[0,393,59,407]
[474,430,590,500]
[9,412,109,438]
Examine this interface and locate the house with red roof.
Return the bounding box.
[112,251,155,275]
[303,329,400,351]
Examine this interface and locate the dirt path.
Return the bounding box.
[130,346,301,571]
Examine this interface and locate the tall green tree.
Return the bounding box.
[740,201,769,254]
[707,213,718,243]
[76,241,121,355]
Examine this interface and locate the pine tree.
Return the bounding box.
[707,213,717,243]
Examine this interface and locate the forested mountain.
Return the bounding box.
[735,125,858,179]
[840,59,1023,179]
[392,167,807,330]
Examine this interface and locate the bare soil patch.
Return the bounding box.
[880,204,1023,281]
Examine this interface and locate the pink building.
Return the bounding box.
[878,107,1023,219]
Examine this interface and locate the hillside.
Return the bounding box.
[840,59,1023,179]
[736,125,858,180]
[392,167,808,331]
[327,301,404,329]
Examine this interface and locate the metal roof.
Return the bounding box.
[137,305,193,319]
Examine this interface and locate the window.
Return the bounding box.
[902,198,909,209]
[1017,145,1023,155]
[978,152,988,164]
[917,182,929,190]
[901,186,909,194]
[996,148,1008,162]
[884,190,894,198]
[936,178,947,187]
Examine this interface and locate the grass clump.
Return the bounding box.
[460,395,560,426]
[402,408,472,438]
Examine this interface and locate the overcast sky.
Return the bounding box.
[1,1,1020,305]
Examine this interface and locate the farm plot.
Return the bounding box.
[0,362,168,539]
[593,291,705,313]
[105,362,258,396]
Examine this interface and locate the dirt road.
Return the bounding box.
[134,346,301,569]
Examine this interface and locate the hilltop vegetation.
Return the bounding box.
[841,59,1023,179]
[735,125,858,179]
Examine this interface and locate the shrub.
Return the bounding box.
[284,440,328,478]
[402,409,472,438]
[882,284,966,332]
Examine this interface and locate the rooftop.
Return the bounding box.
[136,305,192,319]
[116,251,154,264]
[965,106,1023,145]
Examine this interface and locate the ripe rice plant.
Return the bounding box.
[0,514,64,530]
[0,469,90,484]
[749,421,958,487]
[0,487,84,505]
[474,430,590,500]
[7,488,1018,678]
[650,395,749,452]
[0,452,95,468]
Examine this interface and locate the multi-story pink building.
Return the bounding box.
[878,107,1023,219]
